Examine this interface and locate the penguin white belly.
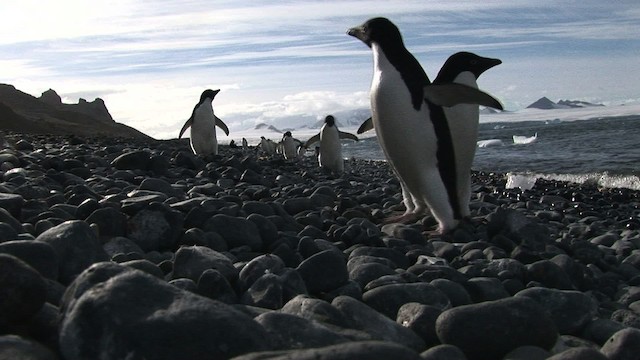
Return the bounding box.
[190,104,218,155]
[283,138,297,159]
[370,48,456,230]
[319,127,344,173]
[444,72,479,217]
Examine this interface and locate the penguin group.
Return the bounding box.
[177,17,503,233]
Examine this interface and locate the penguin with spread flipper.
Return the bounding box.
[178,89,229,156]
[348,17,503,233]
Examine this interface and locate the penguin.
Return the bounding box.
[242,137,249,151]
[355,52,502,218]
[305,115,359,174]
[178,89,230,156]
[435,52,502,218]
[348,17,503,233]
[259,136,275,155]
[280,131,303,159]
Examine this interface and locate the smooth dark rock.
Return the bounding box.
[0,254,47,332]
[254,312,350,350]
[281,295,350,328]
[110,150,150,170]
[436,296,558,360]
[229,340,422,360]
[546,347,607,360]
[420,344,467,360]
[0,240,58,279]
[204,214,263,251]
[525,259,575,290]
[126,202,184,252]
[429,278,472,307]
[85,207,127,239]
[516,287,598,334]
[59,268,271,360]
[0,335,57,360]
[297,250,348,293]
[332,295,426,352]
[600,328,640,360]
[197,269,238,304]
[464,277,510,302]
[396,302,442,346]
[237,254,286,292]
[363,282,451,319]
[35,220,108,284]
[172,245,238,282]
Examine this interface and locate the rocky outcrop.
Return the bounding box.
[0,83,148,139]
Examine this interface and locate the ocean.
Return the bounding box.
[338,114,640,190]
[228,106,640,190]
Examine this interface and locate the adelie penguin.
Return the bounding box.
[348,17,503,233]
[304,115,359,174]
[178,89,230,156]
[356,51,502,220]
[280,131,303,159]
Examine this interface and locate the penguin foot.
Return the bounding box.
[383,212,419,224]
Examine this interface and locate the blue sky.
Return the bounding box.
[1,0,639,139]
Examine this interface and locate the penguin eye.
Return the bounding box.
[470,60,477,65]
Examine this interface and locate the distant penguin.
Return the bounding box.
[281,131,302,159]
[178,89,230,156]
[259,136,276,155]
[348,17,502,233]
[305,115,358,174]
[242,137,249,151]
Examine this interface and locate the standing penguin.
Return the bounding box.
[305,115,359,174]
[356,52,502,218]
[280,131,303,159]
[348,17,502,233]
[178,89,230,156]
[436,52,502,218]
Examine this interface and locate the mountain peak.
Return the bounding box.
[39,89,62,105]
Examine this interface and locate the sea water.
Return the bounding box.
[338,115,640,190]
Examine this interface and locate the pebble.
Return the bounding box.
[0,134,639,358]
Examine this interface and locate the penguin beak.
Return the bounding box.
[347,26,369,45]
[483,58,502,71]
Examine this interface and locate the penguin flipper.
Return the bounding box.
[178,118,193,139]
[357,117,374,134]
[339,131,359,141]
[423,83,503,110]
[215,116,230,136]
[304,133,320,148]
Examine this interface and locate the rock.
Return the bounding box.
[204,214,263,251]
[241,273,284,309]
[436,296,558,360]
[349,262,397,288]
[502,345,551,359]
[0,192,24,217]
[396,303,442,346]
[582,318,627,345]
[229,340,422,360]
[110,150,150,170]
[525,260,575,290]
[610,309,640,328]
[237,254,286,292]
[0,240,58,279]
[363,283,451,319]
[297,250,348,293]
[254,312,350,350]
[0,254,46,332]
[86,207,127,239]
[516,287,598,335]
[35,220,108,284]
[464,277,510,302]
[197,269,238,304]
[419,344,467,360]
[332,295,426,352]
[0,335,57,360]
[126,202,184,252]
[281,295,350,328]
[546,347,607,360]
[59,267,271,360]
[600,328,640,360]
[430,278,472,307]
[172,245,238,283]
[103,236,144,258]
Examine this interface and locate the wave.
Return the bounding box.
[506,171,640,191]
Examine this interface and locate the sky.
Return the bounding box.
[1,0,639,139]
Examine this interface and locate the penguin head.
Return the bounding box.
[283,131,292,139]
[325,115,335,127]
[200,89,220,102]
[440,52,502,81]
[348,17,403,48]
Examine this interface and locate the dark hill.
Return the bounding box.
[0,84,150,139]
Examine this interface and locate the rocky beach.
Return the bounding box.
[1,132,640,360]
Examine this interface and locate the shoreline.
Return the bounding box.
[1,133,640,359]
